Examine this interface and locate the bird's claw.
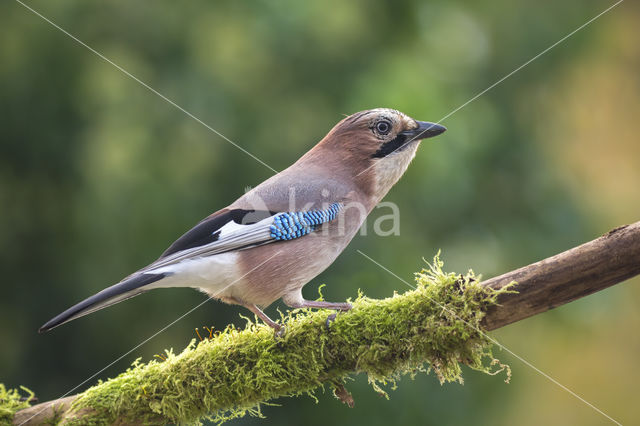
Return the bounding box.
[274,325,286,339]
[325,303,352,330]
[325,313,338,330]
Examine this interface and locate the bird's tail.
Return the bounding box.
[38,272,167,333]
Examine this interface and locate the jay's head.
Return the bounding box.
[312,108,446,195]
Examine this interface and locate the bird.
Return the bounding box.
[39,108,446,333]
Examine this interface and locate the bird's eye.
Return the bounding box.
[375,120,391,135]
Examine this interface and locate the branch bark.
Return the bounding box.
[13,221,640,425]
[481,221,640,330]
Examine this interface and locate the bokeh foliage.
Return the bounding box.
[1,0,638,425]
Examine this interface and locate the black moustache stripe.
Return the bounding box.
[371,134,407,158]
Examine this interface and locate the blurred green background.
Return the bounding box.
[1,0,639,424]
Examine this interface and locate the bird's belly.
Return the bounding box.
[226,229,353,307]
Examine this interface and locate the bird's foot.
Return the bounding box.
[274,324,286,339]
[324,303,352,330]
[325,313,338,330]
[283,298,353,330]
[291,300,352,311]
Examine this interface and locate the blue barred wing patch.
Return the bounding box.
[270,203,342,241]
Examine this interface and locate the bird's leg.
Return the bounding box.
[283,292,352,329]
[244,303,282,332]
[286,300,353,311]
[222,296,282,333]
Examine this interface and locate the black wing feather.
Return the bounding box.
[160,209,275,258]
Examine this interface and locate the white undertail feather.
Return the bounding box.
[150,251,243,297]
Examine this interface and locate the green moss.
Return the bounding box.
[66,255,514,425]
[0,383,34,424]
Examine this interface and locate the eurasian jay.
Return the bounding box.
[39,108,446,333]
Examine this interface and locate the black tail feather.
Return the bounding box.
[39,273,166,333]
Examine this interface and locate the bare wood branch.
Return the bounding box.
[482,221,640,330]
[13,221,640,425]
[12,396,76,425]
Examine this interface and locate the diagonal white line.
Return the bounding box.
[357,250,622,425]
[14,0,279,175]
[433,0,625,126]
[19,250,282,425]
[356,0,624,178]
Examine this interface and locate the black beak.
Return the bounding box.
[401,121,446,140]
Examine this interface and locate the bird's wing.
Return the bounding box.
[146,203,343,271]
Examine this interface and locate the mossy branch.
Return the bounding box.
[10,221,640,425]
[11,258,511,425]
